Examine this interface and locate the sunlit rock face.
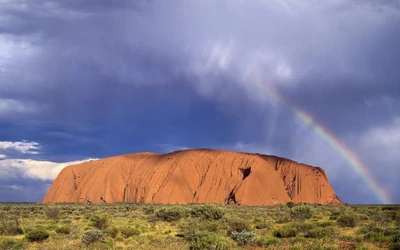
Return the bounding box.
[43,149,342,205]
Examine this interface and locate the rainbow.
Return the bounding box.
[257,83,392,204]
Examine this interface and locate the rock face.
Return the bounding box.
[43,149,342,205]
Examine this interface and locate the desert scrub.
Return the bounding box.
[256,237,279,248]
[286,201,296,208]
[391,233,400,250]
[190,204,225,221]
[189,234,227,250]
[143,207,155,214]
[306,227,334,238]
[121,227,140,238]
[290,205,313,224]
[0,238,25,250]
[230,230,256,246]
[105,226,118,238]
[0,214,23,235]
[25,228,50,242]
[337,212,359,227]
[45,206,61,221]
[199,219,228,233]
[226,217,251,235]
[253,217,270,230]
[273,225,298,238]
[156,206,188,222]
[272,212,291,223]
[55,225,71,235]
[81,229,106,245]
[90,215,109,230]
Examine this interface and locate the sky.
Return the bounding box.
[0,0,399,204]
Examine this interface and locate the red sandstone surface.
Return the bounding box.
[43,149,342,205]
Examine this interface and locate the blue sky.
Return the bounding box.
[0,0,399,204]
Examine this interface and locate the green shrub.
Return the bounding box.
[90,215,109,230]
[337,213,359,227]
[190,204,225,221]
[177,219,203,241]
[199,220,223,233]
[156,207,187,222]
[0,238,25,250]
[286,202,295,209]
[373,211,391,226]
[391,234,400,250]
[143,207,155,214]
[357,223,383,235]
[45,207,61,220]
[121,227,140,238]
[230,230,256,246]
[189,235,227,250]
[364,232,390,242]
[105,227,118,238]
[272,212,291,223]
[55,226,71,235]
[81,229,106,245]
[25,229,50,242]
[290,205,313,224]
[273,226,298,238]
[256,237,278,247]
[253,217,270,230]
[227,217,251,235]
[306,227,332,238]
[0,216,23,235]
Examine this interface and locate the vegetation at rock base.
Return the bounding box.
[0,203,399,249]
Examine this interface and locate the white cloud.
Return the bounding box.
[360,117,400,162]
[0,98,38,117]
[0,154,5,159]
[0,141,41,154]
[0,158,97,180]
[0,184,23,190]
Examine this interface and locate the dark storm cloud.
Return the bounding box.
[0,0,399,203]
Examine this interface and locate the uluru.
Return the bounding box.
[43,149,342,205]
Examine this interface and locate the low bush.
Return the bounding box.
[290,205,313,224]
[256,237,278,247]
[230,230,256,246]
[199,220,223,233]
[391,234,400,250]
[177,219,204,241]
[306,227,333,238]
[273,212,291,223]
[273,225,298,238]
[105,227,118,238]
[143,207,155,214]
[286,201,295,208]
[81,229,106,245]
[25,228,50,242]
[156,206,187,222]
[90,215,109,230]
[190,204,225,221]
[337,213,359,227]
[55,226,71,235]
[364,232,390,243]
[189,234,227,250]
[0,238,25,250]
[0,215,23,235]
[121,227,140,238]
[45,207,61,221]
[253,217,270,230]
[227,217,251,236]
